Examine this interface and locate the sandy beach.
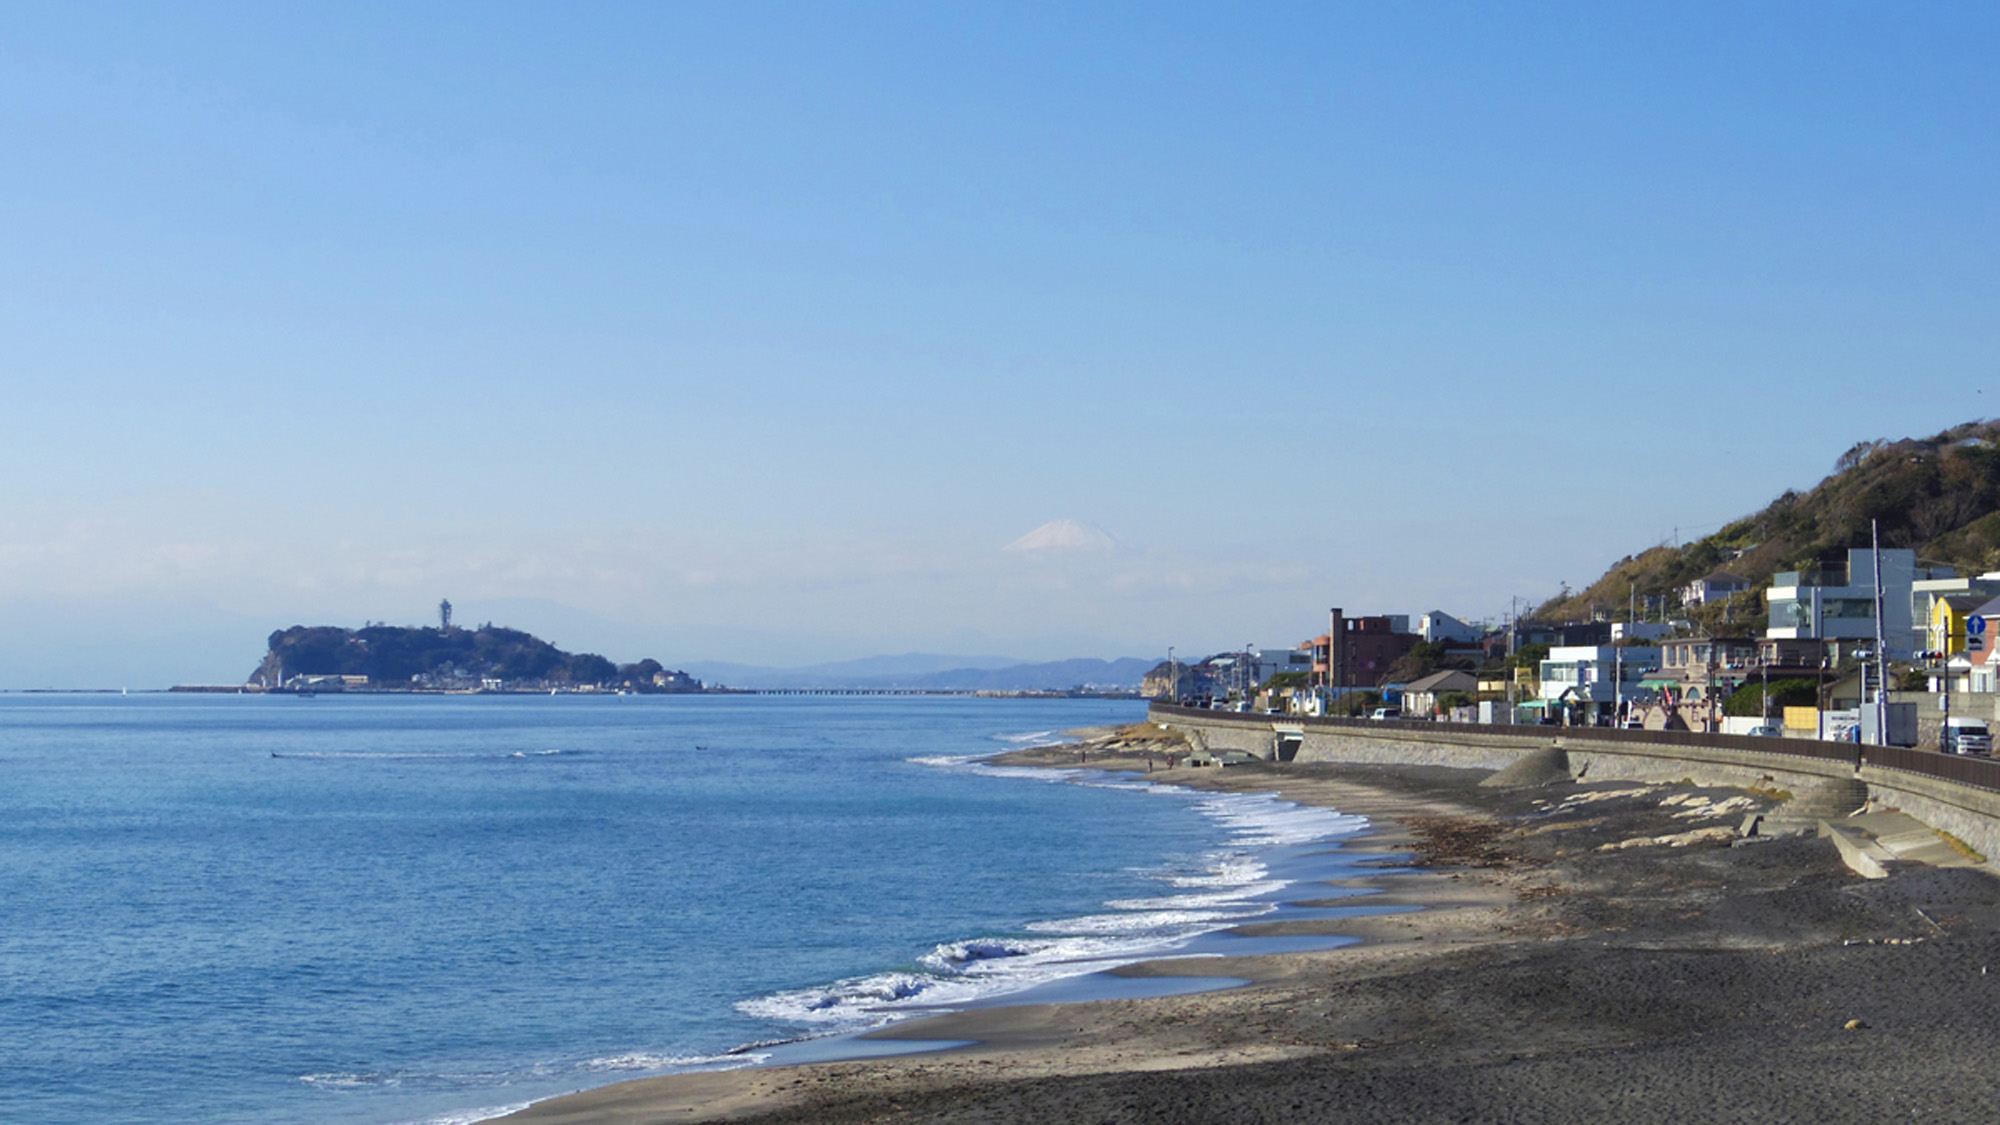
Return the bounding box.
[505,725,2000,1124]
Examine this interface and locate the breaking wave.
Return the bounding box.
[738,757,1367,1033]
[991,728,1067,747]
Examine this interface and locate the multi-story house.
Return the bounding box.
[1417,611,1483,645]
[1538,645,1661,725]
[1304,610,1419,689]
[1681,571,1751,606]
[1765,548,1945,658]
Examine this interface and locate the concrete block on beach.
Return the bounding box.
[1820,819,1893,880]
[1478,746,1572,789]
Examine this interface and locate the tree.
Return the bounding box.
[1722,678,1819,718]
[1384,640,1476,684]
[1334,690,1383,717]
[1509,643,1550,671]
[564,653,618,685]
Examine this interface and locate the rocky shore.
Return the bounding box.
[506,725,2000,1124]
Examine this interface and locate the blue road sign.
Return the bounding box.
[1970,615,1989,637]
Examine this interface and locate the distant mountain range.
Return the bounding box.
[682,653,1154,691]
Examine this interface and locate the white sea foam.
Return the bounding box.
[992,728,1067,746]
[904,753,1079,785]
[1104,881,1288,911]
[1163,855,1270,888]
[738,930,1193,1030]
[304,1047,764,1101]
[904,753,987,769]
[410,1102,535,1125]
[1191,791,1368,847]
[1026,904,1271,934]
[574,1050,767,1072]
[301,1073,375,1088]
[739,754,1376,1035]
[738,971,985,1026]
[919,932,1185,974]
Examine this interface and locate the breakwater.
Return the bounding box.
[1152,703,2000,863]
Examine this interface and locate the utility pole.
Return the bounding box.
[1941,645,1953,750]
[1761,651,1770,727]
[1167,646,1177,703]
[1506,597,1519,719]
[1614,645,1623,728]
[1872,519,1890,746]
[1707,646,1719,733]
[1329,607,1345,714]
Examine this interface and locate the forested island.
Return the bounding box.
[243,623,703,694]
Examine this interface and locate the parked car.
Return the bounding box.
[1743,724,1783,738]
[1943,717,1993,756]
[1368,707,1402,721]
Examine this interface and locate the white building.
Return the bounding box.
[1609,621,1670,642]
[1538,645,1661,722]
[1681,571,1751,606]
[1765,548,1940,658]
[1251,647,1315,686]
[1417,610,1483,645]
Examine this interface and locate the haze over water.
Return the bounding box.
[0,694,1370,1125]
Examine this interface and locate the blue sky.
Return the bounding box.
[2,3,1996,685]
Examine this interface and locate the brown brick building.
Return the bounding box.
[1304,609,1421,689]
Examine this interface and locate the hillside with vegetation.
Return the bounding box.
[250,624,700,692]
[1537,420,2000,627]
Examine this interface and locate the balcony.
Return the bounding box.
[1771,567,1851,589]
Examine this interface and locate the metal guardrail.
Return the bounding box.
[1861,744,2000,794]
[1152,701,2000,795]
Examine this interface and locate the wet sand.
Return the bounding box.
[504,726,2000,1124]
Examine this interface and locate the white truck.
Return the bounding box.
[1942,716,1993,756]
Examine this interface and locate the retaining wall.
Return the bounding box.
[1153,704,2000,863]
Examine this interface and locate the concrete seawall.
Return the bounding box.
[1155,705,2000,863]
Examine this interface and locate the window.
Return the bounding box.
[1770,600,1812,630]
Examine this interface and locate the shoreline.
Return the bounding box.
[495,728,1544,1124]
[502,724,2000,1124]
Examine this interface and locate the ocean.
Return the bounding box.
[0,694,1373,1124]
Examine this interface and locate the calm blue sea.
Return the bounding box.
[0,694,1371,1125]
